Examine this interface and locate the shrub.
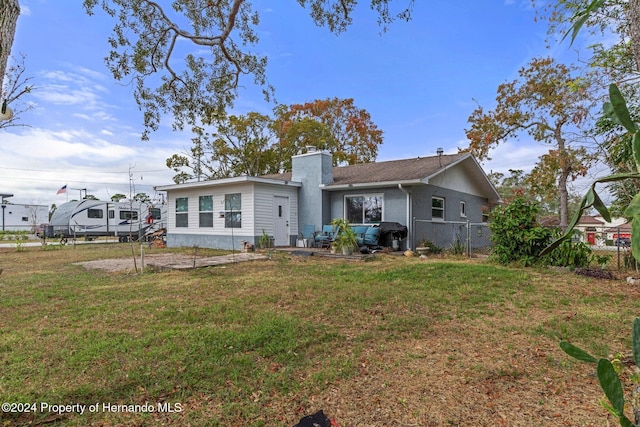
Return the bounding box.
[489,193,552,266]
[544,239,593,269]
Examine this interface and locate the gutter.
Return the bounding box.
[398,183,412,250]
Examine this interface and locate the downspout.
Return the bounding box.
[398,184,411,250]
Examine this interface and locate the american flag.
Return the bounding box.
[56,185,67,195]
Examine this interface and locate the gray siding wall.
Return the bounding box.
[326,184,489,250]
[328,186,408,225]
[411,185,489,249]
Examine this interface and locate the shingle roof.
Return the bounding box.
[578,215,605,225]
[261,153,468,185]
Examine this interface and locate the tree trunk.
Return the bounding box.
[558,168,570,230]
[630,0,640,71]
[0,0,20,98]
[555,126,570,230]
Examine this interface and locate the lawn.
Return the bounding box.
[1,243,639,426]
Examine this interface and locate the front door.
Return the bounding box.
[273,196,289,246]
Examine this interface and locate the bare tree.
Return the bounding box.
[0,54,34,129]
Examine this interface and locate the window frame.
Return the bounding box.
[175,197,189,228]
[199,195,214,228]
[149,207,162,220]
[88,208,104,219]
[460,201,466,218]
[344,194,383,224]
[224,193,242,228]
[119,210,139,221]
[431,196,445,220]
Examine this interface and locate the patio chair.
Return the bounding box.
[300,224,316,248]
[315,224,340,249]
[352,225,369,246]
[363,226,380,246]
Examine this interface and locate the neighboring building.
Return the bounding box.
[574,215,628,246]
[605,222,631,244]
[155,150,501,251]
[0,202,49,232]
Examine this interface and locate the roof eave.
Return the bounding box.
[321,179,423,190]
[155,176,302,192]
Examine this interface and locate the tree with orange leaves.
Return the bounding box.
[465,57,598,229]
[166,98,383,182]
[272,98,383,170]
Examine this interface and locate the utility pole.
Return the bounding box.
[0,193,14,231]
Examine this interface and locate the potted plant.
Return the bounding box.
[329,241,338,254]
[415,239,433,257]
[331,218,358,256]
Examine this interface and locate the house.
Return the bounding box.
[155,149,501,251]
[574,215,628,246]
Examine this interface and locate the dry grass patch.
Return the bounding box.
[1,245,639,426]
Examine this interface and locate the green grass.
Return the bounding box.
[1,244,639,425]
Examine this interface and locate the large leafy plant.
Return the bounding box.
[489,192,593,268]
[546,84,640,426]
[561,319,640,426]
[542,84,640,263]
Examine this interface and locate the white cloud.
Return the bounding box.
[0,126,178,204]
[476,140,550,175]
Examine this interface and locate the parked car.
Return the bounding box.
[615,237,631,247]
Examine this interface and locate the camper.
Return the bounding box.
[49,199,166,242]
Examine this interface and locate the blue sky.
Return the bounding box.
[1,1,585,206]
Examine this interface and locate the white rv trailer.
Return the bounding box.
[49,199,166,242]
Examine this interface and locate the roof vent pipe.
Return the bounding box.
[306,146,317,153]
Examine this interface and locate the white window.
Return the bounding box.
[225,193,241,228]
[460,201,466,217]
[175,197,188,228]
[482,206,490,223]
[432,197,444,220]
[199,195,213,228]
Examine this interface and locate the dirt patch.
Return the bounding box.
[75,252,268,272]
